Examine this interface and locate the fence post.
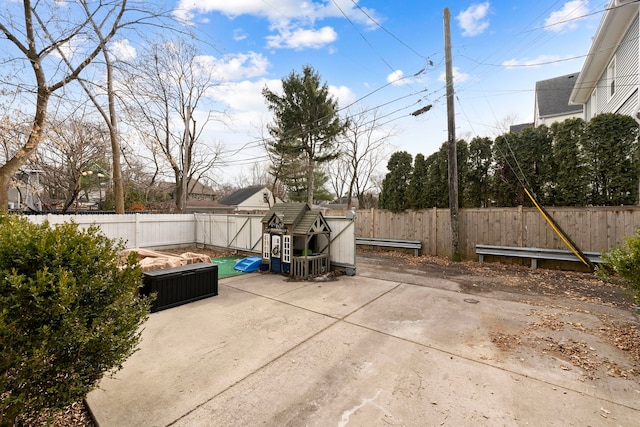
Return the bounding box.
[518,205,524,247]
[193,213,198,246]
[432,207,438,255]
[134,213,140,248]
[370,207,375,238]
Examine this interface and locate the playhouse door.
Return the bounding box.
[270,234,281,273]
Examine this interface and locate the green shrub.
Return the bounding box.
[0,215,150,425]
[598,229,640,308]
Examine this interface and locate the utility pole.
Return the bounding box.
[444,7,460,261]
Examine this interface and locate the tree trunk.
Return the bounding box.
[105,50,125,214]
[307,157,315,206]
[0,81,50,212]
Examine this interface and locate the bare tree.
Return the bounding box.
[0,0,150,211]
[492,112,522,137]
[336,107,396,207]
[35,116,110,212]
[120,37,224,212]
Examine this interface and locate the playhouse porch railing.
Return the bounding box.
[291,253,329,278]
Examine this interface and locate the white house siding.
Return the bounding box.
[595,13,639,116]
[618,89,639,117]
[538,111,584,127]
[237,188,274,211]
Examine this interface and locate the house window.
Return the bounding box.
[590,88,597,119]
[607,57,616,99]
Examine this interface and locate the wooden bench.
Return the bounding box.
[475,244,602,269]
[356,237,422,256]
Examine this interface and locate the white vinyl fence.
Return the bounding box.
[26,214,197,249]
[25,212,358,273]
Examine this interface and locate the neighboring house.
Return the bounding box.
[534,72,583,127]
[218,185,280,212]
[187,180,216,201]
[509,122,534,133]
[8,170,43,211]
[569,0,640,120]
[156,179,219,213]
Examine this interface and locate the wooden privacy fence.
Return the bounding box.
[322,206,640,260]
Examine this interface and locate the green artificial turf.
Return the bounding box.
[210,256,245,279]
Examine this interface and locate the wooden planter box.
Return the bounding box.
[142,262,218,312]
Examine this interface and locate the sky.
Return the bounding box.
[164,0,606,184]
[2,0,609,187]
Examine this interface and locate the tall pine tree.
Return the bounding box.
[262,66,348,205]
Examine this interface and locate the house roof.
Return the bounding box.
[536,73,583,118]
[219,186,266,206]
[570,1,638,105]
[188,180,215,196]
[261,202,331,235]
[509,122,534,133]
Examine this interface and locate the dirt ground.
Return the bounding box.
[36,247,640,426]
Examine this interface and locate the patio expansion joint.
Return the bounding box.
[168,279,639,425]
[165,282,404,426]
[341,279,640,414]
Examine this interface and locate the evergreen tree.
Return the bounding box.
[549,118,589,206]
[407,153,428,209]
[423,143,449,208]
[285,168,333,203]
[585,113,639,205]
[262,66,348,205]
[379,151,413,212]
[465,136,493,207]
[456,139,470,208]
[492,127,552,206]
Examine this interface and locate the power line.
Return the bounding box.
[347,0,433,63]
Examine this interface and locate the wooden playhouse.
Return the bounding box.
[261,203,332,278]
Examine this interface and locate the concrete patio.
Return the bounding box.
[86,264,640,426]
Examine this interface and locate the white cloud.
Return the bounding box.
[174,0,381,48]
[438,66,470,83]
[174,0,306,22]
[233,29,248,41]
[544,0,589,33]
[386,69,425,87]
[174,0,380,25]
[502,55,562,68]
[195,51,270,81]
[456,2,490,37]
[208,77,354,117]
[329,84,356,107]
[386,70,406,86]
[109,39,136,61]
[266,26,337,50]
[208,78,279,111]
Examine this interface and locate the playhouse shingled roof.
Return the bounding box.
[261,202,330,235]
